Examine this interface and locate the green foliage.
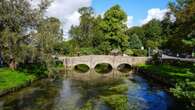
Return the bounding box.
[143,19,162,40]
[97,41,112,54]
[0,0,51,32]
[170,80,195,108]
[80,100,93,110]
[0,28,26,64]
[165,0,195,53]
[125,26,145,42]
[69,7,101,48]
[145,40,160,49]
[124,49,147,56]
[0,0,62,77]
[36,17,63,54]
[79,47,98,55]
[0,68,36,91]
[95,63,112,74]
[152,53,161,64]
[124,49,134,56]
[139,64,194,82]
[132,49,147,56]
[101,95,129,110]
[18,63,47,77]
[128,34,143,49]
[69,5,129,54]
[108,84,128,94]
[61,40,79,56]
[139,64,195,109]
[101,5,129,51]
[74,64,89,73]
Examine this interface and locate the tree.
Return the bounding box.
[0,0,51,69]
[145,40,160,50]
[97,41,112,55]
[34,17,63,76]
[100,5,129,51]
[125,26,145,42]
[128,34,143,49]
[143,19,162,40]
[143,19,162,49]
[69,7,95,47]
[168,0,195,53]
[161,12,174,40]
[36,17,63,54]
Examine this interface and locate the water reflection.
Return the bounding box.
[0,71,181,110]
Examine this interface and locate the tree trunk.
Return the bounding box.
[9,59,16,70]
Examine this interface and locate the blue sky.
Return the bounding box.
[44,0,173,38]
[92,0,171,26]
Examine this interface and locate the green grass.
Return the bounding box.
[0,68,36,91]
[138,64,195,82]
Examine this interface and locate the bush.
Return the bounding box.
[132,49,147,56]
[79,47,99,55]
[124,49,134,56]
[170,80,195,109]
[18,63,47,77]
[163,60,194,68]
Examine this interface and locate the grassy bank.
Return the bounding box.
[138,64,195,109]
[138,64,195,83]
[0,68,36,95]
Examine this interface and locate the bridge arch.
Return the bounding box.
[117,63,132,73]
[73,64,90,73]
[94,63,113,74]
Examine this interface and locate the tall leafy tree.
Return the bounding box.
[143,19,162,40]
[34,17,63,76]
[169,0,195,53]
[125,26,145,42]
[36,17,63,54]
[0,0,51,69]
[128,34,143,49]
[100,5,129,51]
[143,19,162,49]
[69,7,95,47]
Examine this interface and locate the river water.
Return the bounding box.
[0,72,183,110]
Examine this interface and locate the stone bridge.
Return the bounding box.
[59,55,149,70]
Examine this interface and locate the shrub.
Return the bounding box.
[170,80,195,109]
[132,49,147,56]
[79,47,100,55]
[124,49,134,56]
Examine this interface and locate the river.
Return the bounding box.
[0,71,184,110]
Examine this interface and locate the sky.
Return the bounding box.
[32,0,172,38]
[92,0,170,27]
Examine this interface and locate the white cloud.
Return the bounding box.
[127,16,134,28]
[44,0,92,38]
[141,8,169,25]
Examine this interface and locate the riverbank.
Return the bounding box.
[0,68,36,96]
[138,64,194,84]
[138,64,195,109]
